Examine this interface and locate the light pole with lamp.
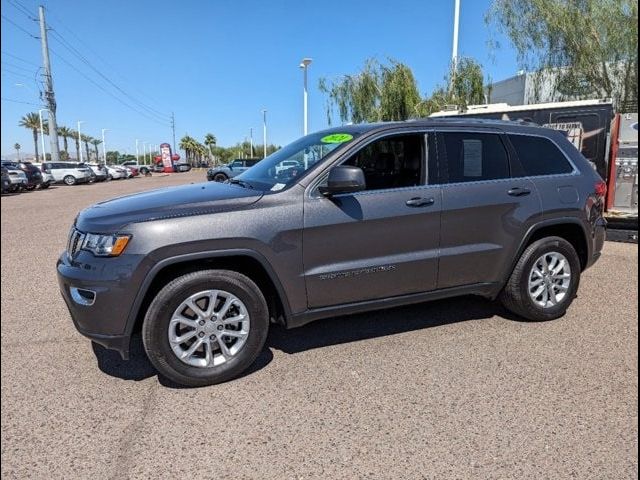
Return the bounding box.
[299,58,312,135]
[77,121,84,162]
[143,142,147,165]
[135,139,139,163]
[101,129,108,163]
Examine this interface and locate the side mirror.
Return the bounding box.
[319,165,366,196]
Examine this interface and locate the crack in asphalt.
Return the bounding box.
[108,380,159,480]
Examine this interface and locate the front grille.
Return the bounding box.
[67,229,85,258]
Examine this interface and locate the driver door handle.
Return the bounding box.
[406,197,435,207]
[507,187,531,197]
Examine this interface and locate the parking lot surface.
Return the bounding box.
[1,172,638,479]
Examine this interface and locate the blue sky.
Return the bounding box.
[1,0,519,157]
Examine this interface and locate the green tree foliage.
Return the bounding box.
[57,126,74,156]
[18,112,47,162]
[419,58,488,116]
[319,58,424,124]
[486,0,638,110]
[319,57,487,123]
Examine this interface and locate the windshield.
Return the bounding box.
[235,131,359,191]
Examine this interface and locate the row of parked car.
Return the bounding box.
[1,160,151,194]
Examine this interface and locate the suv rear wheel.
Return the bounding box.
[500,236,581,321]
[142,269,269,387]
[63,175,76,186]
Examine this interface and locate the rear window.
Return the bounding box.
[509,134,574,177]
[439,132,510,183]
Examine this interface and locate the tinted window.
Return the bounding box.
[439,132,510,183]
[245,159,259,167]
[509,134,574,176]
[343,134,424,190]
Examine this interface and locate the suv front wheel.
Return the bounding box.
[142,269,269,387]
[500,236,581,321]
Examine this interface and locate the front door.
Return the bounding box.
[303,132,442,308]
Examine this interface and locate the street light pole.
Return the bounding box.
[143,142,147,165]
[77,121,84,163]
[249,128,254,157]
[262,109,267,158]
[300,58,312,135]
[135,139,139,163]
[452,0,460,70]
[101,129,108,163]
[38,109,48,162]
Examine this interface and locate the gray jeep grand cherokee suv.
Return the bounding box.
[58,119,607,386]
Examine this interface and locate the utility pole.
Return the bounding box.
[38,6,60,162]
[135,139,139,162]
[171,112,176,151]
[249,128,254,157]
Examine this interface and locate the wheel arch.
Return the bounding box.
[126,249,291,338]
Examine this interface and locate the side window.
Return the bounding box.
[508,134,574,176]
[231,160,243,168]
[343,134,424,190]
[439,132,510,183]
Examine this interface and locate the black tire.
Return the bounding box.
[40,182,50,189]
[142,269,269,387]
[500,236,581,321]
[213,173,228,182]
[63,175,76,186]
[25,184,36,191]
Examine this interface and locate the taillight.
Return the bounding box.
[595,180,607,198]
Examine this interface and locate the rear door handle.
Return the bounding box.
[406,197,435,207]
[507,187,531,197]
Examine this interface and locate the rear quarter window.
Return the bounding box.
[509,134,574,177]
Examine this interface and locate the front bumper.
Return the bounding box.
[57,250,149,359]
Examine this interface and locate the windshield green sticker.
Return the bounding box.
[321,133,353,144]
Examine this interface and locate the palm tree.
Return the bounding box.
[14,143,21,161]
[91,138,102,162]
[18,112,47,162]
[71,130,81,161]
[179,135,196,165]
[204,133,217,164]
[57,126,73,156]
[81,134,92,162]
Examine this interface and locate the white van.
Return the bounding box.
[41,162,93,185]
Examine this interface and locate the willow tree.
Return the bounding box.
[486,0,638,110]
[319,58,423,124]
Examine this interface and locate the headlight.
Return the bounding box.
[82,233,131,257]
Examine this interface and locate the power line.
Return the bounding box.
[1,50,39,67]
[7,0,38,20]
[1,96,43,106]
[49,47,171,127]
[0,14,38,39]
[1,60,35,72]
[49,28,170,121]
[43,8,166,113]
[1,67,33,79]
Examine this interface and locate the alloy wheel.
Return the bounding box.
[528,252,572,308]
[168,290,250,368]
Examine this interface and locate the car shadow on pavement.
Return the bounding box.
[91,295,520,387]
[91,332,274,388]
[267,295,520,355]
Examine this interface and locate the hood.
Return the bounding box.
[76,181,263,232]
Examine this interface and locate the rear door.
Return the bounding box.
[303,131,442,308]
[436,128,541,289]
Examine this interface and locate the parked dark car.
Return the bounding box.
[1,166,12,193]
[58,119,606,386]
[1,160,42,190]
[207,158,260,182]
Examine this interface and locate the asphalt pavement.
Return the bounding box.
[1,172,637,479]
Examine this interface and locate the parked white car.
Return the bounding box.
[121,161,151,175]
[32,163,55,187]
[41,161,92,185]
[105,165,127,180]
